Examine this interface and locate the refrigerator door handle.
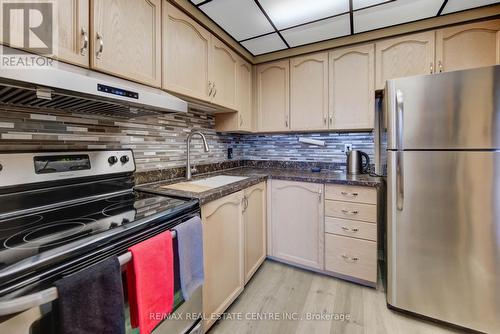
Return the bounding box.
[396,89,404,211]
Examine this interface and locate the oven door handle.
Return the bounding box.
[0,230,176,316]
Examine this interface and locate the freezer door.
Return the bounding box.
[387,151,500,333]
[386,65,500,150]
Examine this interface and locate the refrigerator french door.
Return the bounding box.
[385,65,500,334]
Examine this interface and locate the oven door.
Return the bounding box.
[0,226,203,334]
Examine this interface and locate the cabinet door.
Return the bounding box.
[329,44,374,130]
[256,60,290,132]
[91,0,161,87]
[210,36,238,110]
[163,2,211,101]
[290,52,328,131]
[57,0,89,67]
[201,191,244,331]
[243,182,266,283]
[237,60,253,131]
[269,180,324,269]
[436,20,500,73]
[375,31,435,89]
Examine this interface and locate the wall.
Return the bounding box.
[0,106,374,171]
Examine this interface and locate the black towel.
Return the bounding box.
[54,257,125,334]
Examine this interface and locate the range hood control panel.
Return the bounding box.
[97,84,139,99]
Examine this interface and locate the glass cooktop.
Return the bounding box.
[0,191,196,274]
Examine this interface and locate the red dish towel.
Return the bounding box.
[126,231,174,334]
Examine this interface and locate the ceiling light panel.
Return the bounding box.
[241,33,288,55]
[354,0,442,33]
[352,0,390,10]
[442,0,500,14]
[281,14,351,47]
[258,0,350,30]
[200,0,275,41]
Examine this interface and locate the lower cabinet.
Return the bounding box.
[201,191,244,331]
[201,182,267,332]
[268,180,324,270]
[243,182,267,283]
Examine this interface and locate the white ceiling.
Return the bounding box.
[191,0,500,56]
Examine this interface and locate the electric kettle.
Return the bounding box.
[346,149,370,175]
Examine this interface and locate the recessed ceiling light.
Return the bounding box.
[259,0,350,29]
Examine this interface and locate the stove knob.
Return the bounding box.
[120,155,130,164]
[108,156,118,165]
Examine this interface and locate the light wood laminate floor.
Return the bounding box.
[208,260,467,334]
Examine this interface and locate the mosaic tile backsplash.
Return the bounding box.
[0,106,374,172]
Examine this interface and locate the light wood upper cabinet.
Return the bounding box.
[436,20,500,73]
[290,52,329,131]
[209,37,238,110]
[91,0,161,87]
[163,2,211,101]
[329,44,374,130]
[375,31,435,90]
[256,60,290,132]
[268,180,324,270]
[237,60,254,132]
[243,182,266,283]
[57,0,90,67]
[202,191,244,331]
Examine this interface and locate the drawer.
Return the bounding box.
[325,217,377,241]
[325,200,377,223]
[325,234,377,283]
[325,184,376,204]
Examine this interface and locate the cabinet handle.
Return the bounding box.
[213,84,217,98]
[341,209,358,215]
[438,61,443,73]
[318,188,322,202]
[96,33,103,59]
[341,254,359,263]
[340,191,358,197]
[242,196,248,212]
[430,62,434,74]
[323,115,327,125]
[80,27,88,56]
[285,114,289,128]
[341,226,359,233]
[239,114,243,127]
[329,115,332,125]
[208,81,213,96]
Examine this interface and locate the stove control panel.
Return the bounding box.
[0,150,136,188]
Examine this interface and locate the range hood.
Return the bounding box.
[0,49,187,118]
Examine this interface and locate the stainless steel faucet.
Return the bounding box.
[186,131,210,180]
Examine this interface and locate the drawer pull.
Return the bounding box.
[340,191,358,197]
[341,226,359,233]
[341,209,359,215]
[341,254,359,263]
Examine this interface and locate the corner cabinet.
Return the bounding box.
[268,180,324,270]
[256,60,290,132]
[329,44,375,130]
[243,182,266,283]
[163,2,211,102]
[202,191,244,331]
[91,0,161,87]
[436,20,500,73]
[375,31,435,90]
[290,52,329,131]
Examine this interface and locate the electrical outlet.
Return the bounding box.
[344,144,352,152]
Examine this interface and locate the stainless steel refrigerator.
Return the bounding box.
[384,65,500,333]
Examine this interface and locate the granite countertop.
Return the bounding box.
[136,167,383,205]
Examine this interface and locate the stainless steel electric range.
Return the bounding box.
[0,150,202,334]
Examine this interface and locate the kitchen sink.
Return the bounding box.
[161,175,248,193]
[189,175,248,187]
